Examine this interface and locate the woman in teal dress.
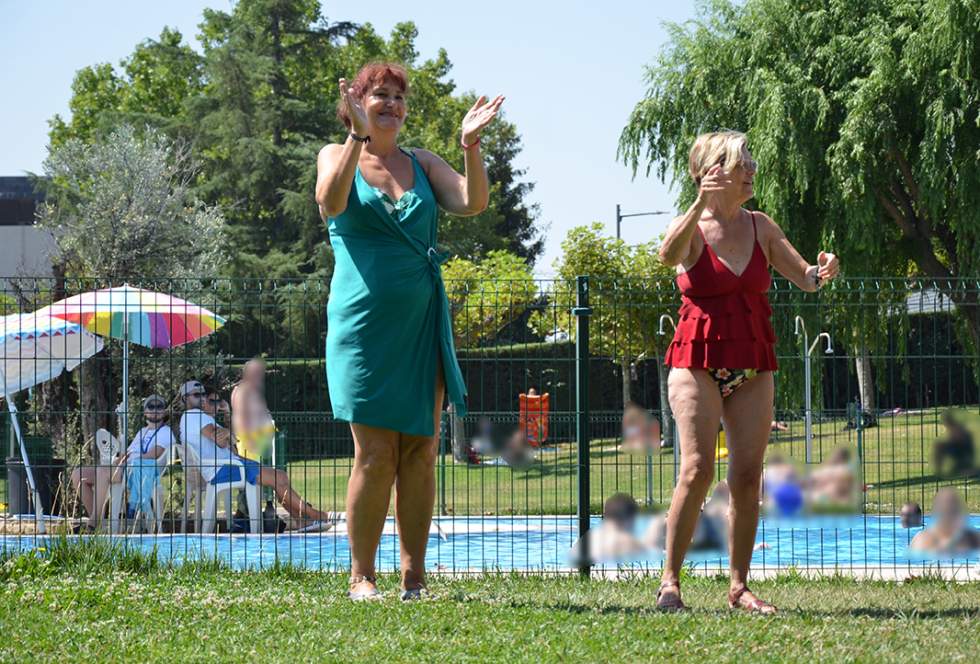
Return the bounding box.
[315,63,504,600]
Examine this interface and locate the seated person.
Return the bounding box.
[620,402,662,454]
[911,489,980,554]
[70,453,112,526]
[500,428,535,469]
[110,395,175,518]
[572,493,643,563]
[934,410,976,479]
[177,380,337,530]
[806,447,857,508]
[770,420,789,432]
[900,502,923,528]
[763,454,804,516]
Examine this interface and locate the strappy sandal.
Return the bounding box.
[728,586,777,614]
[347,575,382,601]
[656,582,686,612]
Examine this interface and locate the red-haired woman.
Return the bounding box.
[315,63,503,600]
[656,131,839,613]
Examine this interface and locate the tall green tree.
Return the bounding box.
[48,2,542,274]
[619,0,980,359]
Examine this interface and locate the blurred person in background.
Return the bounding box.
[621,402,662,454]
[911,489,980,554]
[572,493,643,564]
[807,448,857,509]
[900,502,923,528]
[934,410,976,479]
[763,454,804,517]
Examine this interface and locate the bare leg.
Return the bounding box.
[257,467,333,521]
[723,371,776,611]
[346,424,399,594]
[70,465,111,522]
[395,370,445,590]
[660,368,722,604]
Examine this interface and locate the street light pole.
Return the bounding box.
[615,204,672,240]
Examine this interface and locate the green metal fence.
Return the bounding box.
[1,276,978,575]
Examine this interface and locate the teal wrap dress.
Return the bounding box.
[326,148,467,437]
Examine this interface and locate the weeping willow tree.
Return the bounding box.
[620,0,980,407]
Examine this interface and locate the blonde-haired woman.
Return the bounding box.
[657,131,839,613]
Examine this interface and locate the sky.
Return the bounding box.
[1,0,700,274]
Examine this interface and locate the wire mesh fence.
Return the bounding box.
[0,275,977,576]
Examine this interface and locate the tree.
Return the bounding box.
[35,124,226,446]
[48,3,543,358]
[442,250,537,348]
[535,224,677,441]
[48,4,543,274]
[620,0,980,379]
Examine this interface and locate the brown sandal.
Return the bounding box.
[656,582,686,612]
[728,586,776,614]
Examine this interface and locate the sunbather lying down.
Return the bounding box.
[178,380,339,531]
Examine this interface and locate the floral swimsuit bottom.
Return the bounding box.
[706,368,758,398]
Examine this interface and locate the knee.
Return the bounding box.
[729,464,764,498]
[70,468,82,488]
[355,445,397,480]
[678,456,714,493]
[402,440,438,470]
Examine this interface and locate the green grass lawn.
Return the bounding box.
[1,544,978,662]
[279,408,979,515]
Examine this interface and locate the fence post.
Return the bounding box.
[439,409,448,516]
[573,275,593,578]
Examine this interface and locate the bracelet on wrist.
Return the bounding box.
[461,136,480,150]
[350,132,371,143]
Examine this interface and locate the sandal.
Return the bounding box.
[347,575,382,601]
[656,582,686,612]
[728,586,777,614]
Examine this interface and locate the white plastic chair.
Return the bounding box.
[177,439,260,535]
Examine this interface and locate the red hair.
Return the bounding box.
[337,62,409,129]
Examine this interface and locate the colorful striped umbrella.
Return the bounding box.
[0,313,104,532]
[41,285,226,348]
[41,285,226,448]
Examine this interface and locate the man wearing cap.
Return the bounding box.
[178,379,336,529]
[111,395,176,521]
[70,394,174,526]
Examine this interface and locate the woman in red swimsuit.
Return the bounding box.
[657,131,839,613]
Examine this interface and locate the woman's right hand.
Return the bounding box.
[698,164,734,204]
[339,78,369,136]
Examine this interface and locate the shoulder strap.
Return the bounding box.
[750,211,758,241]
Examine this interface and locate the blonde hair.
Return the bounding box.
[688,130,748,184]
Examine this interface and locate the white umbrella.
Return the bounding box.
[0,312,104,533]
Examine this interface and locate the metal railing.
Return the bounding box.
[0,276,977,576]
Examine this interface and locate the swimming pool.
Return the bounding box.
[3,515,978,572]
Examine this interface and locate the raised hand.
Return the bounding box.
[816,251,840,282]
[461,95,505,145]
[698,164,736,203]
[338,78,369,136]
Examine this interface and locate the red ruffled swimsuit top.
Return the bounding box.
[664,212,778,370]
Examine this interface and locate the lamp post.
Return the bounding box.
[615,204,672,240]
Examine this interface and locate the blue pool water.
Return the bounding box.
[3,515,978,571]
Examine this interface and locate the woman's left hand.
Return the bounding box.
[817,251,840,282]
[461,95,505,145]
